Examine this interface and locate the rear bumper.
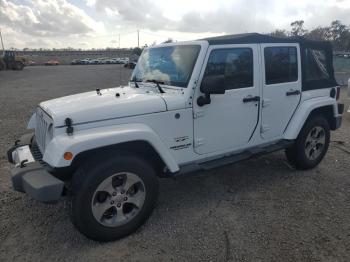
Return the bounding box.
[7,133,64,203]
[334,116,342,130]
[338,103,344,115]
[333,103,344,130]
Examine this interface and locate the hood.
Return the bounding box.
[40,86,167,127]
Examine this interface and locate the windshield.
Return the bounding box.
[131,45,201,88]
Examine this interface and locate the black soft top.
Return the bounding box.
[202,33,337,90]
[202,33,328,47]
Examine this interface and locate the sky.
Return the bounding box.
[1,0,350,49]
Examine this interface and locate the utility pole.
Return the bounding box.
[137,29,139,48]
[0,27,5,53]
[118,34,120,49]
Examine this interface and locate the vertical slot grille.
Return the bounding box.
[35,108,50,153]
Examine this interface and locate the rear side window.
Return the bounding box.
[264,47,298,85]
[305,48,329,81]
[204,48,253,90]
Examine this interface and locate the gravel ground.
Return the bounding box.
[0,65,349,262]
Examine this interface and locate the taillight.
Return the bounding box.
[336,86,340,100]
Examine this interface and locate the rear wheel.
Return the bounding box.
[14,61,24,70]
[70,153,159,241]
[285,116,330,170]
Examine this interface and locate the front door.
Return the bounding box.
[260,44,302,139]
[193,44,260,155]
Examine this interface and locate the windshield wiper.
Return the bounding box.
[130,78,141,88]
[146,79,166,93]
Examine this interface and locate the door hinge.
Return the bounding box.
[262,99,271,108]
[194,138,205,148]
[260,125,270,134]
[193,110,205,119]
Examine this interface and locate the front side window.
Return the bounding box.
[131,45,201,88]
[264,47,298,85]
[305,48,329,81]
[203,48,253,90]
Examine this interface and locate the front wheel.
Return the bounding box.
[285,116,330,170]
[71,154,159,241]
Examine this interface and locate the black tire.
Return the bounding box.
[15,61,24,70]
[285,116,330,170]
[0,59,6,70]
[70,153,159,242]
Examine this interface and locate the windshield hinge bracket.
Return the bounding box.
[193,110,205,119]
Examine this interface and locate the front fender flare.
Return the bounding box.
[43,123,180,173]
[283,97,338,140]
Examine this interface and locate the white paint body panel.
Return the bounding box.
[39,86,167,127]
[27,113,36,129]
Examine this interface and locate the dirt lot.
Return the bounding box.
[0,65,349,262]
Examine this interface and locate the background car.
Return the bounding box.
[124,61,136,69]
[104,58,112,64]
[119,57,129,64]
[71,59,82,65]
[89,59,100,64]
[80,58,91,64]
[45,60,59,66]
[26,60,36,66]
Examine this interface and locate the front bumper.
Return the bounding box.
[7,133,64,203]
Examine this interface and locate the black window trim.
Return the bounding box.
[264,45,299,86]
[205,47,255,90]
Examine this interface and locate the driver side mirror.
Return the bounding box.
[200,75,226,94]
[198,75,225,106]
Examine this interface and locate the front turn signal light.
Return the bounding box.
[64,152,73,160]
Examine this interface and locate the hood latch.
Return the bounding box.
[65,118,74,135]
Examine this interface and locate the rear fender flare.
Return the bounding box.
[283,97,338,140]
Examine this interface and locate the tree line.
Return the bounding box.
[13,20,350,52]
[270,20,350,51]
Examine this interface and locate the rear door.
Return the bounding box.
[260,43,302,139]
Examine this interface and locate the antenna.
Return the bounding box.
[119,60,122,87]
[0,27,5,54]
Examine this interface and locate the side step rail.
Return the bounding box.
[173,140,294,177]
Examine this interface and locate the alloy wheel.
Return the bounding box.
[91,172,146,227]
[304,126,326,161]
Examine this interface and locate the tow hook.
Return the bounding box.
[20,159,28,168]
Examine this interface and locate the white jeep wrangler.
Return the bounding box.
[7,33,344,241]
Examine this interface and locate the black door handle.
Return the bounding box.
[286,90,301,96]
[243,96,260,103]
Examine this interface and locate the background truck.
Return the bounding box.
[0,50,26,70]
